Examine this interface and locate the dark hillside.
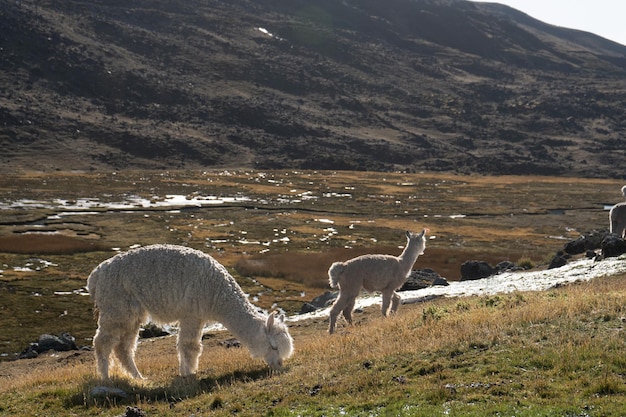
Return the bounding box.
[1,0,625,176]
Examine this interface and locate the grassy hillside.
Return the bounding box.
[1,170,626,415]
[2,272,626,415]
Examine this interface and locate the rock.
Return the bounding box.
[563,236,587,255]
[36,333,77,352]
[584,230,609,250]
[311,291,338,307]
[19,332,78,358]
[392,375,407,384]
[548,254,568,269]
[309,384,322,396]
[460,261,495,281]
[140,323,169,339]
[122,407,147,417]
[494,261,520,273]
[299,303,318,314]
[18,347,39,359]
[563,230,608,255]
[91,386,128,398]
[601,234,626,258]
[400,268,449,291]
[299,291,338,314]
[220,338,241,348]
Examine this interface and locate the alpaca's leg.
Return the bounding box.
[341,298,357,326]
[93,327,115,379]
[610,207,626,237]
[610,212,617,234]
[113,320,143,379]
[177,319,204,376]
[390,291,402,314]
[329,292,355,334]
[381,290,393,316]
[618,218,626,239]
[328,299,344,334]
[93,316,121,379]
[611,215,625,238]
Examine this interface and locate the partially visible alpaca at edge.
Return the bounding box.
[87,244,294,379]
[327,229,428,334]
[609,185,626,238]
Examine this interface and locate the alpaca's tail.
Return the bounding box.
[328,262,346,288]
[86,269,98,299]
[86,268,100,320]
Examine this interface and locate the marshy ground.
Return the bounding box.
[0,170,622,358]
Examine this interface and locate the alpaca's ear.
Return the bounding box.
[406,230,411,238]
[278,314,286,323]
[266,311,275,331]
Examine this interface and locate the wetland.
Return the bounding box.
[0,170,622,358]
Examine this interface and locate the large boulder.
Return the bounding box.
[19,332,78,359]
[460,260,495,281]
[300,291,338,314]
[548,252,569,269]
[563,236,587,255]
[601,234,626,258]
[494,261,524,273]
[563,230,607,255]
[400,268,449,291]
[139,323,170,339]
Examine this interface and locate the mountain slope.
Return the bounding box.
[1,0,625,176]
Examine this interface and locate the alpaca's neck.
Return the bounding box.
[211,282,265,347]
[398,239,421,273]
[219,307,265,347]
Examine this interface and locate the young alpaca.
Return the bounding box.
[327,229,428,334]
[609,186,626,238]
[87,244,293,379]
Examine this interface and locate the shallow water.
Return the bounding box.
[0,194,251,211]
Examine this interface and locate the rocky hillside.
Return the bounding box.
[1,0,625,176]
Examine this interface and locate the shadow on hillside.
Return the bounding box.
[71,367,272,408]
[198,366,273,391]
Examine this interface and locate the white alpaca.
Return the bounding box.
[87,244,293,379]
[609,186,626,238]
[327,229,428,334]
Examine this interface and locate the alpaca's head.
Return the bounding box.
[263,312,294,369]
[406,228,429,255]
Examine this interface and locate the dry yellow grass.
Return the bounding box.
[3,273,626,415]
[2,170,626,415]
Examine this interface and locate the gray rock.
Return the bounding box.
[90,386,128,398]
[460,261,495,281]
[548,253,568,269]
[494,261,519,273]
[37,333,77,352]
[300,291,338,314]
[19,332,78,359]
[602,233,626,258]
[400,268,448,291]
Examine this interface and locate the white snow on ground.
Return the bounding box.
[289,254,626,323]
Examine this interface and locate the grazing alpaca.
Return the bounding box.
[87,244,293,379]
[610,186,626,238]
[327,229,428,334]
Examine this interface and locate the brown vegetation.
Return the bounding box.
[0,234,107,254]
[2,273,626,415]
[1,1,625,176]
